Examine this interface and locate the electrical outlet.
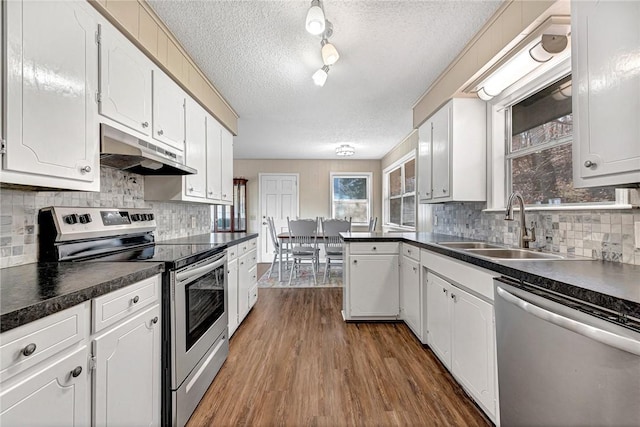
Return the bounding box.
[191,216,196,229]
[635,222,640,250]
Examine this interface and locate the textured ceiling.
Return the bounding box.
[148,0,503,159]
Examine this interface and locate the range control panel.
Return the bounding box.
[42,207,157,242]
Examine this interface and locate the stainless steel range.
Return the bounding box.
[38,206,228,427]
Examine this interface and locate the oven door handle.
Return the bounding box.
[176,256,226,283]
[496,286,640,357]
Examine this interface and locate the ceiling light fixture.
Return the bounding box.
[305,0,325,35]
[335,144,355,157]
[312,65,330,87]
[471,17,570,101]
[320,20,339,66]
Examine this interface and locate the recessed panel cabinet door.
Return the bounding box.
[220,128,234,204]
[184,99,206,198]
[227,258,239,337]
[206,116,223,201]
[152,71,186,151]
[426,273,451,368]
[431,104,451,199]
[5,0,98,184]
[349,255,400,317]
[400,255,421,337]
[92,305,161,427]
[0,346,89,426]
[572,1,640,187]
[417,121,433,202]
[99,22,152,137]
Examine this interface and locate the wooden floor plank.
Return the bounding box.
[187,288,490,426]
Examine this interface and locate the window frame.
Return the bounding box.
[486,57,624,210]
[329,172,372,226]
[383,152,416,230]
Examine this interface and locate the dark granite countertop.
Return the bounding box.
[341,232,640,319]
[160,232,258,246]
[1,262,164,333]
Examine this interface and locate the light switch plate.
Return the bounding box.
[635,222,640,249]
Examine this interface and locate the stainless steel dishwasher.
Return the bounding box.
[494,277,640,427]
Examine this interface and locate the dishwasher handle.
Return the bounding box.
[496,286,640,357]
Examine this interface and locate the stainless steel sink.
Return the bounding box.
[464,248,565,260]
[438,241,504,249]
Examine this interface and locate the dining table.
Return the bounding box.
[276,231,323,281]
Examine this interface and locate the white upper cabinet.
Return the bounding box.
[3,0,99,190]
[98,22,153,137]
[220,128,234,204]
[572,1,640,187]
[206,115,223,201]
[185,99,207,199]
[417,99,486,203]
[152,71,186,151]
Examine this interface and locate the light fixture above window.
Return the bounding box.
[470,16,570,101]
[305,0,325,35]
[336,144,355,156]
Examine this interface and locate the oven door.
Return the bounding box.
[171,252,227,387]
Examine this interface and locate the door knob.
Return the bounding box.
[157,129,164,136]
[584,160,596,168]
[22,343,37,357]
[71,366,83,378]
[80,165,92,174]
[142,121,149,128]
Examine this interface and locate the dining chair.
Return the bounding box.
[368,217,378,232]
[321,218,351,283]
[286,217,320,285]
[266,217,291,279]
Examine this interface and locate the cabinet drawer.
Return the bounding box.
[238,238,257,256]
[239,249,257,269]
[0,302,89,382]
[226,244,238,260]
[349,242,399,254]
[402,244,420,261]
[92,275,160,333]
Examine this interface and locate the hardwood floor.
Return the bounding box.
[188,288,489,426]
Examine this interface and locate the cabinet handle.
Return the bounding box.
[80,165,92,174]
[584,160,596,168]
[413,266,417,272]
[132,295,140,304]
[157,129,164,136]
[442,288,448,295]
[426,192,430,196]
[442,188,446,193]
[22,343,37,357]
[142,121,149,128]
[372,246,377,250]
[353,260,358,264]
[151,316,159,325]
[451,293,457,302]
[71,366,83,378]
[189,187,194,192]
[407,249,411,253]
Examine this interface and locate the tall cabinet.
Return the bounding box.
[215,179,248,232]
[417,99,486,203]
[572,0,640,187]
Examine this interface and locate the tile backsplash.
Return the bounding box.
[432,202,640,265]
[1,167,212,268]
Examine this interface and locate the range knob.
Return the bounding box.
[148,213,154,221]
[143,214,151,221]
[131,214,141,222]
[63,214,79,225]
[79,214,92,224]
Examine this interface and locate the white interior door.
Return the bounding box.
[259,174,299,262]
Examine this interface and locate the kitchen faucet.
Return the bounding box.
[505,191,536,248]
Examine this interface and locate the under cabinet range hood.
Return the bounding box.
[100,124,197,175]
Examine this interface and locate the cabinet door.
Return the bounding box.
[99,22,152,136]
[349,255,400,317]
[573,1,640,187]
[401,256,421,338]
[431,103,451,199]
[206,115,223,201]
[220,128,234,204]
[92,304,161,427]
[237,253,256,322]
[451,286,495,415]
[417,120,433,202]
[4,0,99,185]
[426,273,451,368]
[184,99,207,198]
[227,258,239,337]
[152,70,186,151]
[0,346,89,426]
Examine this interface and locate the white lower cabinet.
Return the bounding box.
[0,345,89,426]
[348,254,400,318]
[400,254,422,340]
[426,270,496,422]
[227,239,258,338]
[92,304,161,427]
[0,275,162,426]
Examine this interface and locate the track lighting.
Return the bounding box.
[321,39,339,65]
[305,0,325,35]
[312,65,330,87]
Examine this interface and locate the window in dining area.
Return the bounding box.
[330,172,372,225]
[384,154,415,229]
